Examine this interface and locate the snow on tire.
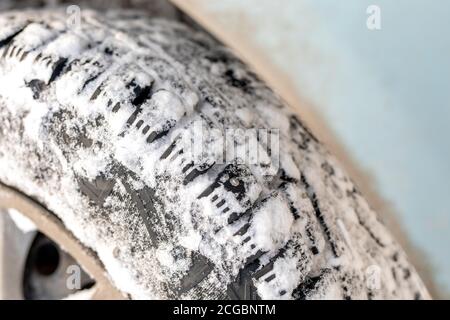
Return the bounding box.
[0,9,429,299]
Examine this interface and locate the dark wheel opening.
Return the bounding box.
[34,242,60,276]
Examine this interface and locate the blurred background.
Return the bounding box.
[1,0,449,298]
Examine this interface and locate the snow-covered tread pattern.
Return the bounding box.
[0,9,429,300]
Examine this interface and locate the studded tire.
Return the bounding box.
[0,8,429,299]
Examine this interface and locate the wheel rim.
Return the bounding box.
[0,182,125,300]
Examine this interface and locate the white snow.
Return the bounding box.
[250,194,293,252]
[0,9,430,300]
